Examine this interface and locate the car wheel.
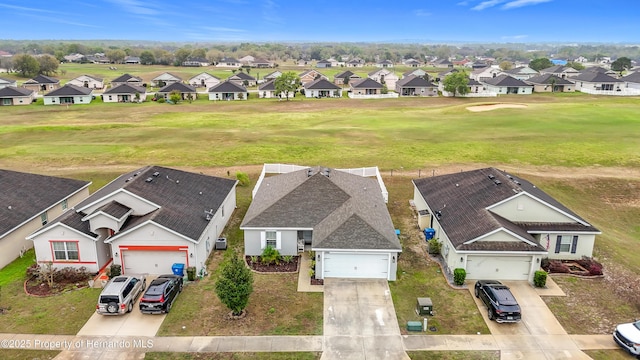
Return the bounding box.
[107,302,118,314]
[487,308,494,320]
[165,301,172,314]
[474,287,479,298]
[127,301,133,313]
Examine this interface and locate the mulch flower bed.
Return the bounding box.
[24,276,88,297]
[310,277,324,285]
[245,256,299,273]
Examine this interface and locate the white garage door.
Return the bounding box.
[122,250,187,275]
[466,255,532,281]
[323,252,389,279]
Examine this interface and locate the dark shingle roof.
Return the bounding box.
[158,82,196,93]
[208,81,247,93]
[396,75,435,87]
[258,79,276,91]
[620,71,640,83]
[95,201,131,219]
[334,70,355,79]
[412,168,598,252]
[0,169,89,239]
[242,167,400,251]
[351,78,383,89]
[304,78,340,90]
[23,74,60,84]
[75,166,237,241]
[45,84,93,96]
[103,84,146,95]
[482,74,532,87]
[0,86,34,97]
[0,77,16,84]
[572,71,623,83]
[229,72,256,81]
[525,73,574,85]
[112,73,142,83]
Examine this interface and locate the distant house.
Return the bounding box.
[621,71,640,90]
[63,53,85,63]
[208,81,248,101]
[436,68,458,82]
[0,86,36,106]
[189,72,220,89]
[111,73,143,88]
[217,57,241,67]
[333,70,361,86]
[68,75,104,89]
[368,68,398,90]
[157,82,197,101]
[0,169,90,270]
[43,84,93,105]
[304,78,341,98]
[228,72,256,87]
[258,79,282,99]
[402,69,427,79]
[350,78,384,95]
[403,59,421,67]
[182,57,210,67]
[572,71,625,94]
[252,58,273,68]
[316,59,332,68]
[102,84,147,103]
[467,78,486,94]
[346,58,364,67]
[376,60,394,68]
[263,70,282,81]
[299,69,328,85]
[239,55,255,65]
[482,74,533,95]
[395,75,437,97]
[22,74,61,92]
[539,65,580,79]
[503,66,539,81]
[470,66,503,82]
[581,66,618,77]
[151,73,182,87]
[124,56,141,64]
[432,58,453,68]
[525,74,575,93]
[0,77,17,89]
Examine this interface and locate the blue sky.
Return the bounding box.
[0,0,638,43]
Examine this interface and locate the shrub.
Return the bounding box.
[540,258,550,271]
[260,246,280,265]
[215,254,253,316]
[453,268,466,286]
[548,260,570,273]
[283,255,293,264]
[56,267,91,283]
[533,270,548,288]
[157,97,165,103]
[427,238,441,254]
[109,264,122,278]
[577,256,604,275]
[26,264,39,278]
[236,172,250,187]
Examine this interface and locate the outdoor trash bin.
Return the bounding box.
[407,321,422,332]
[172,263,185,276]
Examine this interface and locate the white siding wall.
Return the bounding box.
[31,226,99,272]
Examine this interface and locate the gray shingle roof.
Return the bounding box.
[242,167,400,251]
[112,73,142,83]
[0,169,90,239]
[572,71,623,83]
[620,71,640,83]
[396,75,435,88]
[412,168,598,252]
[208,81,247,93]
[0,77,16,84]
[45,84,93,96]
[158,82,196,93]
[351,78,383,89]
[304,78,340,90]
[0,86,34,97]
[482,74,532,87]
[229,72,256,81]
[103,84,146,95]
[525,73,575,85]
[95,201,131,218]
[258,79,276,91]
[334,70,356,79]
[75,166,237,241]
[23,74,59,84]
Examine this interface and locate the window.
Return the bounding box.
[61,199,68,210]
[41,212,48,225]
[52,241,79,261]
[265,231,277,248]
[555,235,578,254]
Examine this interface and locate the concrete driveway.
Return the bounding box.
[321,278,410,360]
[77,288,166,337]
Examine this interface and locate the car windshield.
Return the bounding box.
[635,321,640,330]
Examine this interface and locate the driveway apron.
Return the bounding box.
[321,278,410,360]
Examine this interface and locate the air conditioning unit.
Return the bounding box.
[215,238,227,250]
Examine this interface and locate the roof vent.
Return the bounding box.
[153,172,160,177]
[125,177,134,182]
[145,177,153,183]
[307,168,313,177]
[488,174,495,180]
[493,179,502,185]
[204,209,214,221]
[322,168,330,177]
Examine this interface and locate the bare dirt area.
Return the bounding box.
[466,103,528,112]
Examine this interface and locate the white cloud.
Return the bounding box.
[414,9,431,16]
[0,4,57,14]
[106,0,158,15]
[471,0,504,11]
[262,0,282,24]
[201,26,246,33]
[501,34,528,40]
[502,0,552,9]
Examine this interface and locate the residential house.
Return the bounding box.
[582,66,618,77]
[376,60,394,68]
[102,84,147,103]
[539,65,580,79]
[403,68,428,79]
[157,82,197,101]
[412,168,600,282]
[22,74,60,92]
[0,86,36,105]
[346,58,364,67]
[263,70,282,81]
[28,166,237,275]
[299,69,328,85]
[436,68,458,82]
[189,72,220,89]
[304,78,341,98]
[621,71,640,90]
[467,78,486,94]
[0,77,17,89]
[0,169,89,269]
[239,55,255,65]
[258,79,286,99]
[63,53,85,63]
[124,56,141,64]
[525,74,575,93]
[316,59,332,68]
[43,84,93,105]
[433,58,453,69]
[208,81,248,101]
[503,66,539,80]
[241,165,401,280]
[572,71,624,93]
[251,58,273,68]
[217,57,241,67]
[403,58,421,67]
[470,66,503,82]
[68,75,104,89]
[368,68,398,89]
[151,73,182,88]
[350,78,384,96]
[297,59,310,67]
[228,72,256,87]
[395,75,437,97]
[333,70,361,86]
[182,57,210,67]
[111,74,143,88]
[482,74,533,95]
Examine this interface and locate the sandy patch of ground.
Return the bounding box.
[466,103,528,112]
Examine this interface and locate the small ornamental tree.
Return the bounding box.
[274,71,301,101]
[169,90,181,104]
[443,71,469,97]
[215,253,253,316]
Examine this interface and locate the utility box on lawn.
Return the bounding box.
[416,297,434,316]
[407,321,423,332]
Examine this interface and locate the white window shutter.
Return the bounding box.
[260,232,266,249]
[276,232,282,249]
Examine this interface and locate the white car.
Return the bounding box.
[96,275,146,315]
[613,319,640,357]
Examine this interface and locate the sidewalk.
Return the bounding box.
[297,253,324,293]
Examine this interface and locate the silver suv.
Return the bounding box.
[96,275,146,315]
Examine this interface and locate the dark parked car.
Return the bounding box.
[139,274,183,314]
[474,280,521,323]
